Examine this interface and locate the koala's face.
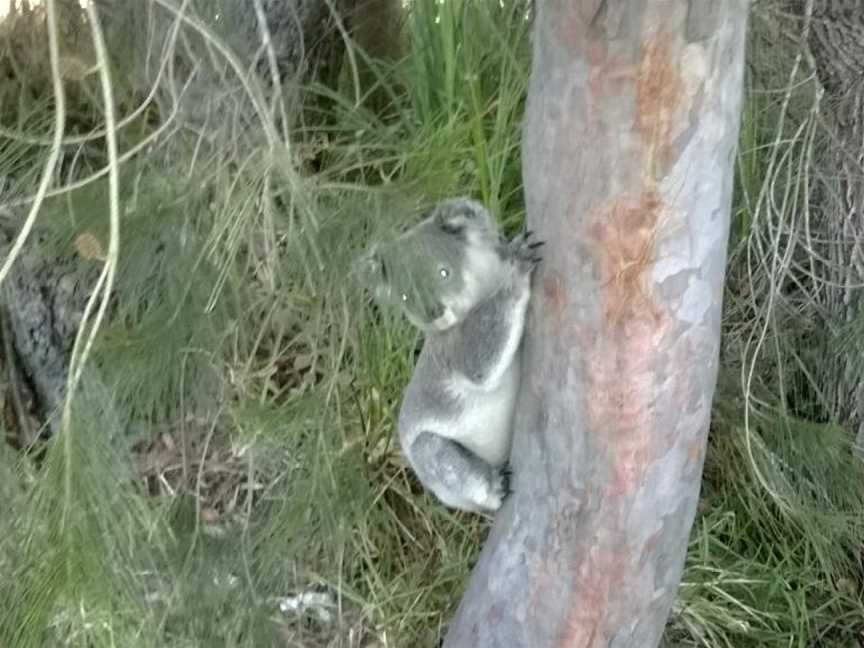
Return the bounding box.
[359,199,502,331]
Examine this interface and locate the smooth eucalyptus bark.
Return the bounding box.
[444,2,747,646]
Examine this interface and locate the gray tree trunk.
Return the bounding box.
[802,3,864,447]
[444,2,747,646]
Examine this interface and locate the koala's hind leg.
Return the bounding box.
[407,432,510,512]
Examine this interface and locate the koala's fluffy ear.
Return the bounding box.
[432,198,489,235]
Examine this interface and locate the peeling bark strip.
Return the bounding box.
[444,2,747,647]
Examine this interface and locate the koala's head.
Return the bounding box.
[358,198,504,331]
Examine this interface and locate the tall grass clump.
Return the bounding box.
[670,4,864,645]
[0,0,532,644]
[311,0,530,221]
[2,0,864,646]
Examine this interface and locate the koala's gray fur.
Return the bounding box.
[359,198,541,512]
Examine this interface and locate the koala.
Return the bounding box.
[359,199,542,513]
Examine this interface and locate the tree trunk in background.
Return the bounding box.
[0,228,98,439]
[803,4,864,446]
[350,0,405,112]
[351,0,404,61]
[444,2,747,646]
[93,0,348,127]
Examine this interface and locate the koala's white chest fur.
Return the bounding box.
[444,354,520,465]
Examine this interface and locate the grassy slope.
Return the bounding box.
[0,1,862,646]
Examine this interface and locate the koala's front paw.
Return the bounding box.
[509,231,544,275]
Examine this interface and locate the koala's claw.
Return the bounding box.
[510,230,545,271]
[499,462,513,499]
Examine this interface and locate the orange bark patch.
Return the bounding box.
[635,35,694,178]
[582,190,674,496]
[635,38,680,140]
[588,189,665,330]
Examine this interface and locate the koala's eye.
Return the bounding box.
[439,268,449,280]
[401,293,409,302]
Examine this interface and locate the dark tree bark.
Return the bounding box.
[444,2,747,646]
[0,227,97,437]
[800,3,864,445]
[350,0,404,61]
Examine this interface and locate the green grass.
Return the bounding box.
[1,1,863,646]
